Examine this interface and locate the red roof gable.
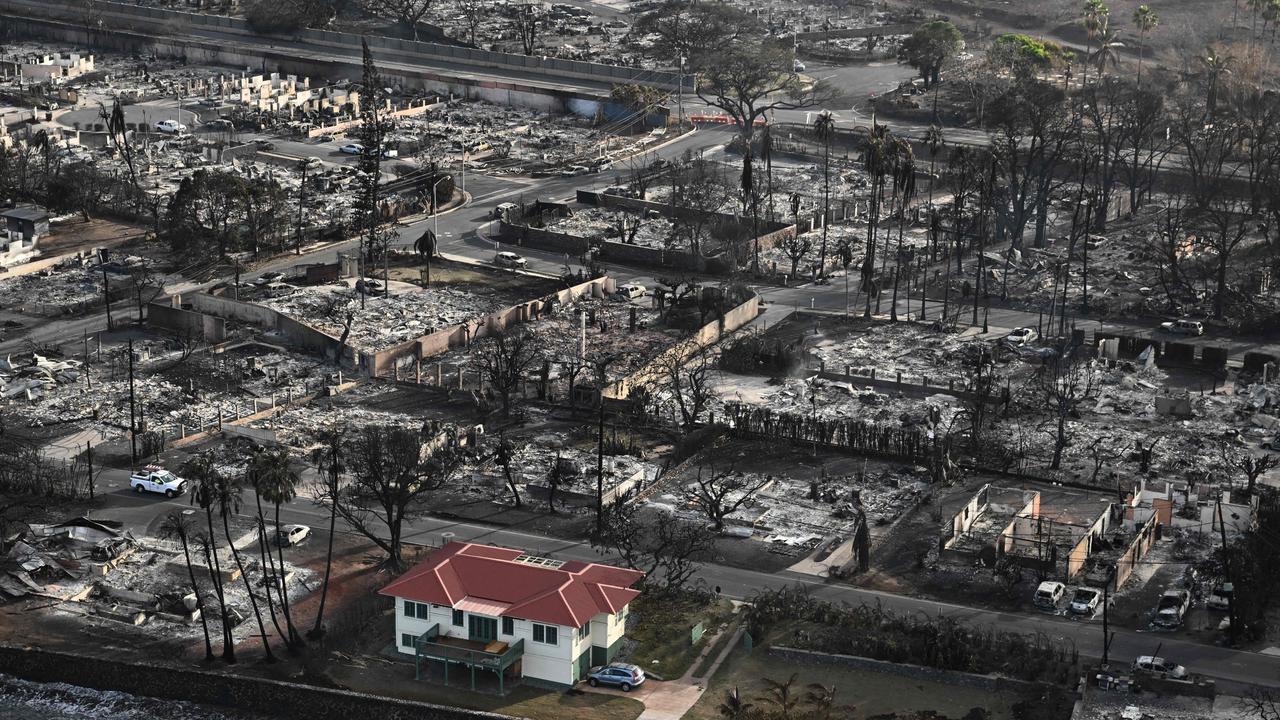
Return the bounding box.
[380,542,644,627]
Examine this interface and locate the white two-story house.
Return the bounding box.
[380,541,644,691]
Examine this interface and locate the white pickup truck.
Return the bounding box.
[129,467,188,498]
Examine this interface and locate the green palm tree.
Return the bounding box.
[813,111,837,278]
[1090,18,1124,76]
[759,673,801,718]
[805,682,855,720]
[718,686,753,719]
[1133,5,1159,88]
[184,453,235,663]
[159,510,215,661]
[1082,0,1110,86]
[249,448,303,648]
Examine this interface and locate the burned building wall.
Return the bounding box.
[1115,513,1159,589]
[363,276,613,378]
[602,292,759,400]
[147,301,226,342]
[943,484,990,550]
[1067,507,1113,579]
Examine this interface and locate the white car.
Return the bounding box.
[615,283,647,300]
[1160,319,1204,336]
[494,251,527,269]
[1068,587,1102,615]
[253,271,285,286]
[275,524,311,546]
[793,59,807,72]
[1154,588,1192,628]
[154,119,187,134]
[129,466,188,498]
[1132,655,1188,679]
[339,143,364,155]
[1004,327,1039,346]
[1033,581,1065,610]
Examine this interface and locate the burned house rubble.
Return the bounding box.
[6,1,1280,714]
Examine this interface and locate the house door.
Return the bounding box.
[468,616,498,644]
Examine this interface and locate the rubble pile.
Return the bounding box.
[0,254,153,309]
[259,282,513,352]
[547,208,675,250]
[807,321,995,386]
[247,393,425,447]
[399,100,646,175]
[492,438,658,498]
[711,373,961,431]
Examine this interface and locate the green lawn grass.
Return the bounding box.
[686,642,1027,720]
[690,621,740,679]
[625,593,736,681]
[328,660,643,720]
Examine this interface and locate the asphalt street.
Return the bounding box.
[92,465,1280,693]
[14,56,1280,692]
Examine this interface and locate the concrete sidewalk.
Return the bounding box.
[587,620,744,720]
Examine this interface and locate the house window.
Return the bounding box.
[401,633,415,648]
[452,609,464,627]
[403,601,431,619]
[532,623,558,645]
[501,617,514,636]
[578,622,590,639]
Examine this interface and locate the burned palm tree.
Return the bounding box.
[813,111,837,277]
[159,510,215,662]
[248,448,303,648]
[308,425,345,639]
[184,454,235,663]
[217,472,275,662]
[860,122,892,318]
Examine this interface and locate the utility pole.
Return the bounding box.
[100,249,114,332]
[128,338,137,466]
[295,161,308,254]
[1102,566,1114,667]
[1217,497,1238,645]
[86,442,94,501]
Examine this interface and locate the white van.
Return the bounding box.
[493,202,519,220]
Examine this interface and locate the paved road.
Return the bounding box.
[3,0,674,94]
[93,465,1280,693]
[18,63,1280,691]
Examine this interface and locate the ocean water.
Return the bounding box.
[0,673,264,719]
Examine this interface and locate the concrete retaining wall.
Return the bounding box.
[0,644,515,720]
[768,646,1046,696]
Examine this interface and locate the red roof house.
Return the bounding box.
[382,542,645,687]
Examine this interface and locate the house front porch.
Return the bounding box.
[412,623,525,695]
